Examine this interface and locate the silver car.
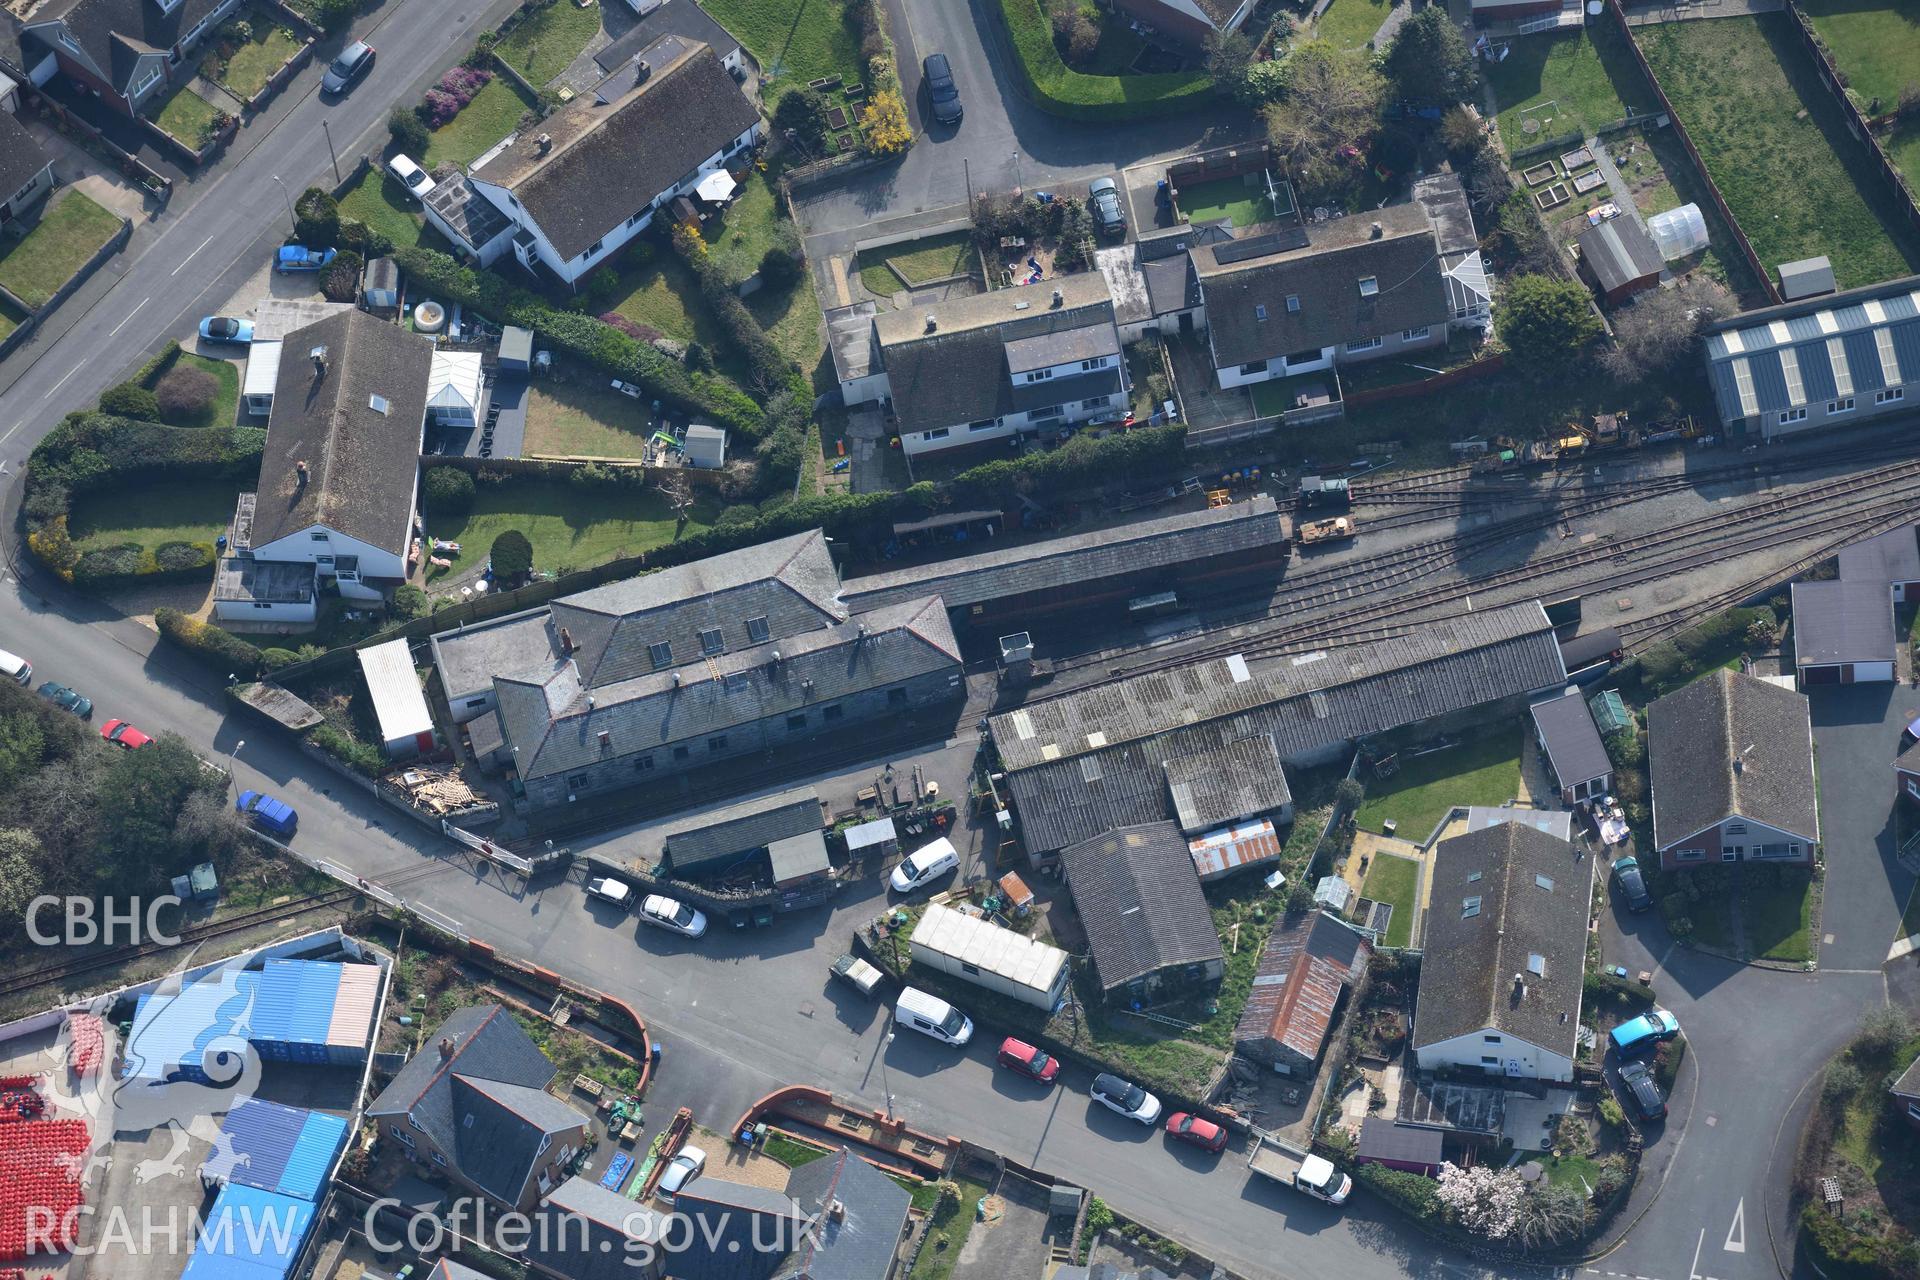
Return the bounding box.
[322,40,375,95]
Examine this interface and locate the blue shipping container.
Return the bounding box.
[255,960,343,1052]
[181,1184,316,1280]
[202,1096,301,1195]
[279,1111,349,1201]
[124,972,260,1083]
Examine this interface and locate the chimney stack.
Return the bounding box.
[559,626,575,655]
[1050,287,1064,308]
[438,1037,455,1058]
[309,344,328,375]
[924,314,937,333]
[536,132,553,155]
[1369,221,1383,239]
[295,460,310,488]
[598,730,611,753]
[635,59,652,85]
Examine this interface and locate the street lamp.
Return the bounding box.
[270,175,296,235]
[880,1031,896,1120]
[227,739,245,788]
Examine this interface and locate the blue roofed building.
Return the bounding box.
[1704,274,1920,437]
[178,1184,319,1280]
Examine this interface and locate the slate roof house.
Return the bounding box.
[1059,822,1224,1000]
[1838,525,1920,604]
[1892,1052,1920,1132]
[0,110,55,226]
[867,274,1131,458]
[430,530,964,812]
[1791,579,1896,687]
[1896,735,1920,805]
[1411,821,1594,1082]
[1233,909,1370,1076]
[1645,668,1819,870]
[21,0,245,115]
[214,310,435,625]
[524,1176,669,1280]
[593,0,743,77]
[1095,220,1229,343]
[468,34,761,287]
[1703,274,1920,436]
[366,1005,588,1213]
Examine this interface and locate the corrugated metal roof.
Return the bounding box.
[1164,735,1291,834]
[326,963,380,1051]
[202,1098,348,1202]
[909,903,1069,996]
[125,970,258,1081]
[1705,275,1920,420]
[244,342,282,399]
[256,960,340,1048]
[358,639,434,748]
[1186,819,1282,880]
[279,1111,348,1200]
[180,1185,317,1280]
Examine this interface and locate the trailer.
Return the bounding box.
[1247,1134,1352,1205]
[830,953,886,999]
[1298,516,1358,547]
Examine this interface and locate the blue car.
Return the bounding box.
[237,789,299,838]
[199,315,254,344]
[275,245,337,273]
[1610,1008,1681,1057]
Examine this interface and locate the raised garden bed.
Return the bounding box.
[1572,169,1608,194]
[1523,162,1558,187]
[1560,146,1594,170]
[826,105,848,129]
[1536,182,1572,210]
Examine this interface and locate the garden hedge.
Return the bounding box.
[155,607,266,678]
[994,0,1214,121]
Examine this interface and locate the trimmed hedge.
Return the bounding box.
[391,246,764,439]
[73,539,217,588]
[155,607,266,678]
[994,0,1213,121]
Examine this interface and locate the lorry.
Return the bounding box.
[1297,515,1358,547]
[1247,1134,1353,1204]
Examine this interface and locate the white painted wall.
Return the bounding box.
[900,390,1127,457]
[1415,1028,1574,1083]
[213,595,316,625]
[252,524,407,583]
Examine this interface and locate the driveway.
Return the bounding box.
[1807,681,1918,970]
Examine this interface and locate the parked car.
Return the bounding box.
[587,876,634,909]
[236,790,298,838]
[198,316,254,344]
[1617,1059,1666,1121]
[36,681,92,718]
[1090,1073,1162,1126]
[321,40,375,94]
[895,986,972,1046]
[1610,1008,1681,1057]
[656,1146,706,1202]
[1611,855,1652,913]
[276,246,337,273]
[1089,178,1127,238]
[100,719,151,750]
[387,154,435,202]
[888,836,960,894]
[996,1037,1059,1084]
[0,647,31,684]
[1164,1112,1228,1152]
[922,52,962,124]
[639,894,708,938]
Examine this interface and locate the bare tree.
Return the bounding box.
[655,470,697,537]
[1598,276,1731,382]
[1514,1183,1591,1249]
[1262,45,1384,202]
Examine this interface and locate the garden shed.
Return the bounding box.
[357,638,436,757]
[363,257,399,311]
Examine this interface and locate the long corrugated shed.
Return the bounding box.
[200,1098,349,1202]
[179,1185,317,1280]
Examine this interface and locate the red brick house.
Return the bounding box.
[22,0,246,116]
[1645,669,1819,871]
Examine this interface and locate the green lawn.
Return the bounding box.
[762,1134,829,1168]
[905,1177,991,1280]
[1743,869,1815,963]
[151,352,241,428]
[1639,15,1920,289]
[1083,19,1145,74]
[0,295,25,345]
[68,478,239,551]
[1887,117,1920,192]
[424,76,539,170]
[1360,854,1420,948]
[701,0,863,98]
[494,0,605,87]
[608,253,735,354]
[1176,174,1285,230]
[1312,0,1390,50]
[151,83,222,146]
[425,478,719,579]
[1249,370,1338,418]
[1353,728,1523,842]
[1540,1151,1603,1194]
[1686,895,1738,954]
[523,381,658,458]
[855,230,977,294]
[1799,0,1920,111]
[746,276,825,373]
[1487,23,1659,147]
[213,20,305,99]
[0,191,122,310]
[704,171,788,285]
[338,167,431,251]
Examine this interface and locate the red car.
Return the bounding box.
[1164,1112,1229,1153]
[101,719,152,750]
[996,1037,1060,1084]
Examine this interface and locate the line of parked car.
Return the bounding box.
[586,876,710,938]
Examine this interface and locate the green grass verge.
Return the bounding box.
[338,166,431,252]
[1487,24,1659,147]
[425,477,719,579]
[1638,15,1920,289]
[68,478,239,552]
[0,295,26,345]
[151,84,222,147]
[1799,0,1920,110]
[1541,1151,1603,1193]
[906,1177,991,1280]
[425,76,539,170]
[1743,868,1814,963]
[153,353,241,428]
[995,0,1213,120]
[216,22,305,99]
[1353,727,1522,842]
[1888,117,1920,192]
[745,276,826,373]
[494,0,605,86]
[1311,0,1391,52]
[1361,854,1420,948]
[0,191,122,309]
[1083,18,1146,73]
[855,230,976,295]
[701,0,863,99]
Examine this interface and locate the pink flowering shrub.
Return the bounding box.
[421,66,492,128]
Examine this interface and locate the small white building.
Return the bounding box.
[357,638,436,757]
[427,350,486,428]
[242,341,282,417]
[682,424,726,469]
[909,902,1070,1011]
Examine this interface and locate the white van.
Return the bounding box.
[0,648,30,685]
[895,986,973,1046]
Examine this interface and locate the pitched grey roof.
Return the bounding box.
[1234,910,1368,1061]
[526,1177,669,1280]
[252,310,433,556]
[673,1178,803,1280]
[1060,821,1223,991]
[1777,256,1836,300]
[1196,203,1449,368]
[498,596,959,780]
[1705,275,1920,422]
[1004,324,1119,373]
[432,609,563,702]
[550,530,844,686]
[593,0,741,73]
[1412,823,1592,1059]
[1838,525,1920,586]
[1645,669,1818,850]
[1529,688,1611,788]
[448,1074,584,1204]
[1892,1052,1920,1102]
[472,36,759,262]
[661,785,822,871]
[1578,217,1663,294]
[780,1147,911,1280]
[1465,806,1573,841]
[0,111,52,205]
[1898,734,1920,777]
[839,495,1286,613]
[1792,580,1895,666]
[996,603,1567,851]
[1357,1118,1444,1166]
[766,829,830,881]
[29,0,225,91]
[430,1262,494,1280]
[1163,734,1291,832]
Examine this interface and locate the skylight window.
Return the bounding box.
[1358,276,1379,298]
[1461,896,1482,918]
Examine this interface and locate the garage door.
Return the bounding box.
[1802,664,1841,686]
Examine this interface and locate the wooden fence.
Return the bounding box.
[1780,3,1920,242]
